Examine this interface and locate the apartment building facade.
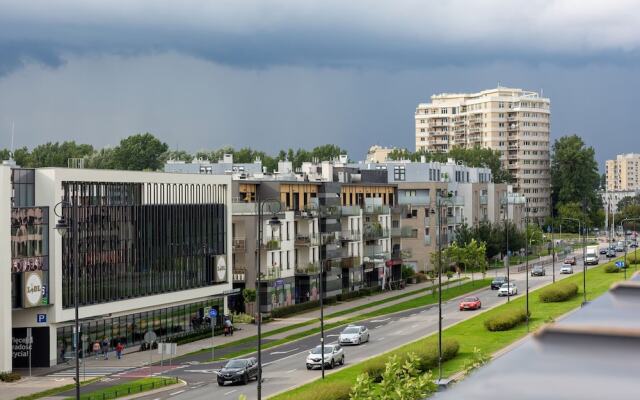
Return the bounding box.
[2,165,233,372]
[415,87,551,222]
[606,153,640,191]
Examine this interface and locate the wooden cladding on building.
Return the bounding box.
[279,183,318,211]
[238,183,257,202]
[340,185,395,206]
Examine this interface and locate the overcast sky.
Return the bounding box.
[0,0,638,166]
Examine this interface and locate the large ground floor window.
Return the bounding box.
[56,297,224,361]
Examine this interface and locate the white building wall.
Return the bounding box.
[0,166,12,372]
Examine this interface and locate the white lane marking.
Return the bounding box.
[410,313,418,317]
[169,390,186,396]
[224,389,237,396]
[286,368,297,373]
[327,334,339,337]
[374,325,383,329]
[411,324,419,328]
[270,347,300,355]
[370,317,391,323]
[184,369,217,374]
[377,337,385,341]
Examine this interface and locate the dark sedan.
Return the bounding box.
[606,249,616,258]
[491,276,508,290]
[530,265,546,277]
[217,358,260,386]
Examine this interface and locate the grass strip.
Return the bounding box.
[206,279,490,362]
[15,378,102,400]
[64,377,179,400]
[269,253,635,400]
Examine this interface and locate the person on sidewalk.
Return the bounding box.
[92,341,101,360]
[101,337,110,360]
[224,316,233,336]
[115,342,125,359]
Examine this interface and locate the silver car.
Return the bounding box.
[339,325,369,345]
[560,263,574,274]
[306,344,344,370]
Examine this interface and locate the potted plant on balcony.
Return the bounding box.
[266,239,279,250]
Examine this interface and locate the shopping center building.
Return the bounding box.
[1,165,233,372]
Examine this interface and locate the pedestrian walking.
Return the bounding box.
[92,341,101,359]
[224,316,233,336]
[101,337,110,360]
[115,342,125,359]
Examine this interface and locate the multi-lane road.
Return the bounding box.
[137,250,600,400]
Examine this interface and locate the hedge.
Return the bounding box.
[484,308,528,331]
[604,264,622,273]
[0,372,21,382]
[538,283,579,303]
[362,338,459,382]
[291,381,352,400]
[270,297,338,319]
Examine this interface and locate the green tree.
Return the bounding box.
[29,141,94,167]
[551,135,601,218]
[84,147,116,169]
[112,133,168,171]
[617,195,640,213]
[159,150,193,164]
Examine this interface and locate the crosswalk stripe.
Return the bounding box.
[48,366,134,377]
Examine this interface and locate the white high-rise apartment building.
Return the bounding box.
[415,87,551,221]
[605,153,640,191]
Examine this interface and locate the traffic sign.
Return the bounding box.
[144,331,157,344]
[209,308,218,318]
[36,314,47,323]
[615,261,625,268]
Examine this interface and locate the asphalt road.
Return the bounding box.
[137,250,600,400]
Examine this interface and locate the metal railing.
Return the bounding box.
[363,205,390,215]
[232,237,246,251]
[340,230,361,241]
[262,237,281,251]
[295,233,320,246]
[232,269,246,282]
[340,205,361,216]
[295,261,320,275]
[479,195,488,205]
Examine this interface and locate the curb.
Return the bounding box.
[115,378,186,400]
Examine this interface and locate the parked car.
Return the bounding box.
[606,249,616,258]
[560,263,574,274]
[615,245,625,252]
[564,256,576,265]
[306,345,344,370]
[491,276,508,290]
[530,265,546,277]
[599,248,608,255]
[498,282,518,297]
[217,358,259,386]
[339,325,369,345]
[459,296,482,311]
[631,242,639,248]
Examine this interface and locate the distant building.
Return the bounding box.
[606,153,640,191]
[365,145,396,163]
[415,86,551,222]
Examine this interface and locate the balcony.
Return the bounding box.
[363,224,390,240]
[340,256,361,269]
[398,194,430,206]
[364,246,390,262]
[363,205,390,215]
[261,267,281,280]
[401,227,418,238]
[295,233,320,246]
[262,237,281,251]
[447,215,462,225]
[436,195,464,206]
[340,230,361,241]
[424,236,432,246]
[340,205,361,216]
[295,261,320,275]
[232,237,246,252]
[319,205,342,219]
[479,195,488,205]
[233,268,246,282]
[294,207,318,219]
[390,227,402,238]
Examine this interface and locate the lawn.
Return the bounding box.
[269,252,636,400]
[15,378,102,400]
[65,377,179,400]
[205,279,490,362]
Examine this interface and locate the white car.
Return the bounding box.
[560,263,574,274]
[306,344,344,370]
[498,282,518,297]
[339,325,369,345]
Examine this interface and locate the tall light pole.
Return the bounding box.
[320,259,325,379]
[524,208,530,331]
[561,217,586,305]
[255,197,281,400]
[620,218,640,279]
[431,191,453,384]
[502,195,511,303]
[54,200,79,400]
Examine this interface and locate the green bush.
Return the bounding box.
[0,371,21,382]
[538,283,578,303]
[361,339,459,382]
[484,308,528,331]
[292,381,352,400]
[604,264,621,273]
[270,297,338,318]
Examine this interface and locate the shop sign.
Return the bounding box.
[215,256,227,282]
[23,271,43,308]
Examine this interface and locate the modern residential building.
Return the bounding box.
[415,86,551,222]
[605,153,640,191]
[2,165,233,371]
[365,145,396,163]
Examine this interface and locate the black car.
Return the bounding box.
[491,276,508,290]
[599,248,607,255]
[530,265,545,277]
[218,358,260,386]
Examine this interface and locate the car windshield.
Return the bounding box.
[534,266,542,270]
[342,327,360,334]
[493,277,506,282]
[501,283,514,288]
[463,297,478,302]
[225,360,247,368]
[311,346,333,354]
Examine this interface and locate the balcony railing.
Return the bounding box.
[401,227,418,238]
[479,195,488,205]
[364,246,390,262]
[363,205,390,215]
[295,261,320,275]
[424,236,432,246]
[340,256,361,269]
[262,237,281,251]
[363,225,390,240]
[340,205,361,216]
[319,205,342,219]
[390,227,402,237]
[232,237,246,252]
[295,233,320,246]
[233,268,246,282]
[340,230,361,241]
[447,215,462,225]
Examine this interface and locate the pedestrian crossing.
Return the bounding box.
[48,366,135,378]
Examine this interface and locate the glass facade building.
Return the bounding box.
[61,181,228,308]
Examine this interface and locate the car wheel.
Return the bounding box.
[242,374,249,385]
[218,380,225,386]
[341,356,345,365]
[356,338,361,345]
[330,359,335,369]
[306,364,312,370]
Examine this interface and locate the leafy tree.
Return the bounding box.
[159,150,193,164]
[84,147,116,169]
[617,195,640,213]
[349,353,437,400]
[29,141,94,167]
[551,135,601,217]
[111,133,168,171]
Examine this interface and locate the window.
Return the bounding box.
[394,166,406,181]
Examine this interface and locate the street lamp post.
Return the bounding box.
[320,259,325,379]
[54,200,79,400]
[502,198,511,303]
[620,218,640,279]
[561,217,586,305]
[255,197,281,400]
[524,211,530,332]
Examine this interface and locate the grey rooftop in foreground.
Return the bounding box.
[435,272,640,400]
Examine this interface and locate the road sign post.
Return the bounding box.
[209,308,218,362]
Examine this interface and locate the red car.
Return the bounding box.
[459,296,481,311]
[564,256,576,265]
